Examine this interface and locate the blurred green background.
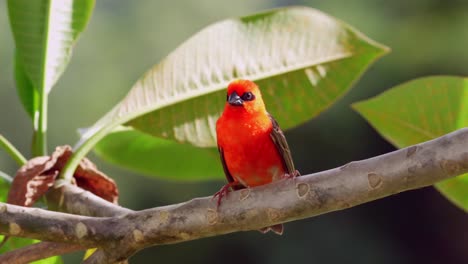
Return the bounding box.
[1,0,467,263]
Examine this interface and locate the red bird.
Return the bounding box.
[215,79,299,235]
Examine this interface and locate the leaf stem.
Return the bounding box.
[0,134,27,165]
[0,170,13,183]
[33,94,48,156]
[60,125,115,181]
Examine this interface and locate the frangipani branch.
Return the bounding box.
[1,128,467,263]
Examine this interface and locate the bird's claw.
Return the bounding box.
[213,183,233,208]
[284,169,301,179]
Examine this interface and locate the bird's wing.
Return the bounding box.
[218,146,234,183]
[268,113,296,175]
[218,146,244,190]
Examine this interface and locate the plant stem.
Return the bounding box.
[60,125,114,182]
[33,94,48,156]
[0,134,27,165]
[0,170,13,183]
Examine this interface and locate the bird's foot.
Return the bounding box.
[284,170,301,179]
[213,182,235,208]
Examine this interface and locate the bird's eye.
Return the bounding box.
[226,93,229,101]
[241,92,255,101]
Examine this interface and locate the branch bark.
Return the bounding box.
[47,183,133,217]
[0,241,85,264]
[1,128,467,263]
[0,184,133,264]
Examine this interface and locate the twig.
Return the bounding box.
[0,134,27,166]
[1,128,467,263]
[0,170,13,183]
[0,241,84,264]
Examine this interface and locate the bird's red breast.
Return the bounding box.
[216,80,287,187]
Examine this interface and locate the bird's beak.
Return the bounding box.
[228,91,243,106]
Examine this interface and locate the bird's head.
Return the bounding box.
[224,80,266,114]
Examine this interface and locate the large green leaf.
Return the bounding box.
[94,127,223,181]
[14,52,39,119]
[8,0,95,94]
[66,7,388,181]
[353,76,468,211]
[8,0,95,155]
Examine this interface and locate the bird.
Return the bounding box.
[214,79,299,235]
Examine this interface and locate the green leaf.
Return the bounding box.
[95,127,223,181]
[353,76,468,211]
[32,255,63,264]
[65,6,388,181]
[0,178,9,202]
[14,51,39,119]
[8,0,95,155]
[8,0,95,94]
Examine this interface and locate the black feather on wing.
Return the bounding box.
[268,113,296,175]
[218,146,244,190]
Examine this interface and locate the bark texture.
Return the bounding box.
[0,128,467,263]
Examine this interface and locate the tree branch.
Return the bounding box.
[1,128,467,263]
[0,241,85,264]
[0,184,131,264]
[47,182,133,217]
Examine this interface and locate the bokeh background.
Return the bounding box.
[1,0,467,263]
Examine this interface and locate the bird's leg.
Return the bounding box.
[283,170,300,188]
[213,181,242,208]
[284,169,301,179]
